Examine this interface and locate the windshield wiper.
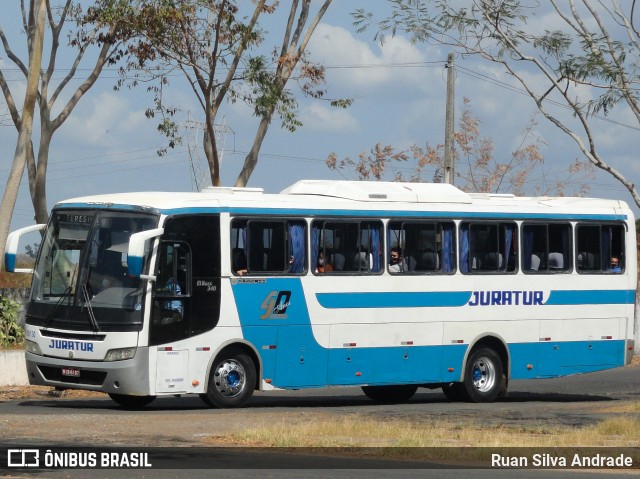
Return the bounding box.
[81,284,100,332]
[42,287,72,328]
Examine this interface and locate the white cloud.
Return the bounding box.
[309,23,431,90]
[301,102,359,132]
[61,91,149,148]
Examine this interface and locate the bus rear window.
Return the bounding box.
[576,223,625,273]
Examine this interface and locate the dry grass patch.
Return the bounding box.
[594,401,640,414]
[206,414,640,452]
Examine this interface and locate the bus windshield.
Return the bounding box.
[28,210,158,331]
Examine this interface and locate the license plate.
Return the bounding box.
[61,368,80,377]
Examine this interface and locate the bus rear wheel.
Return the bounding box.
[108,393,156,409]
[361,385,418,404]
[461,347,504,403]
[202,349,256,408]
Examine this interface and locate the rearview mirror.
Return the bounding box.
[126,228,164,279]
[4,224,46,273]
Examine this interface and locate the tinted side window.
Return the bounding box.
[522,223,572,273]
[387,221,455,274]
[460,222,517,274]
[311,220,382,274]
[230,219,306,275]
[576,223,625,274]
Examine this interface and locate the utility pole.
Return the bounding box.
[443,53,455,185]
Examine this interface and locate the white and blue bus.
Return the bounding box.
[5,180,636,408]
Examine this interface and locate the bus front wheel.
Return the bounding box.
[202,349,256,408]
[461,347,504,403]
[108,393,156,409]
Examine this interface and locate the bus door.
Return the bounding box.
[150,215,221,393]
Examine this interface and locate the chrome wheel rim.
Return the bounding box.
[471,356,496,392]
[214,359,246,398]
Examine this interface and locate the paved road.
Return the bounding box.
[1,364,638,478]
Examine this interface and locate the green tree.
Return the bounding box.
[93,0,340,187]
[234,0,340,187]
[354,0,640,207]
[0,296,24,348]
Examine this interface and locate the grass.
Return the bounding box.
[205,411,640,451]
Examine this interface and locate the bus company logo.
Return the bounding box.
[48,339,94,352]
[468,290,545,306]
[260,291,292,320]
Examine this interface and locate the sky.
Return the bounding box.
[1,1,639,233]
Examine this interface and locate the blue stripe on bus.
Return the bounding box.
[230,278,627,389]
[545,289,635,305]
[314,289,635,309]
[316,291,472,309]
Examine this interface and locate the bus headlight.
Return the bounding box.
[104,347,136,362]
[25,340,42,356]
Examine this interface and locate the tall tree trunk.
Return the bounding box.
[204,122,220,187]
[234,109,273,187]
[232,0,332,187]
[33,120,53,224]
[0,0,46,267]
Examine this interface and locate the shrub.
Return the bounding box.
[0,296,24,348]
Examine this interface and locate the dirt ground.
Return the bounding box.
[0,385,105,401]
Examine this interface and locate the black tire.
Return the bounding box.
[203,349,256,408]
[441,382,469,402]
[361,385,418,404]
[461,347,504,403]
[108,393,155,409]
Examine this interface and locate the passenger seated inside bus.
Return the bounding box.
[609,256,622,273]
[389,247,406,272]
[316,251,333,273]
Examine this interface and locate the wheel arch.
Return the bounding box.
[205,339,262,392]
[462,334,510,383]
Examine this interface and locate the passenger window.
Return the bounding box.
[230,219,306,275]
[387,221,455,274]
[311,220,382,274]
[522,223,572,273]
[576,223,625,274]
[460,222,517,274]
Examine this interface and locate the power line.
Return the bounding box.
[3,56,638,131]
[455,65,640,132]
